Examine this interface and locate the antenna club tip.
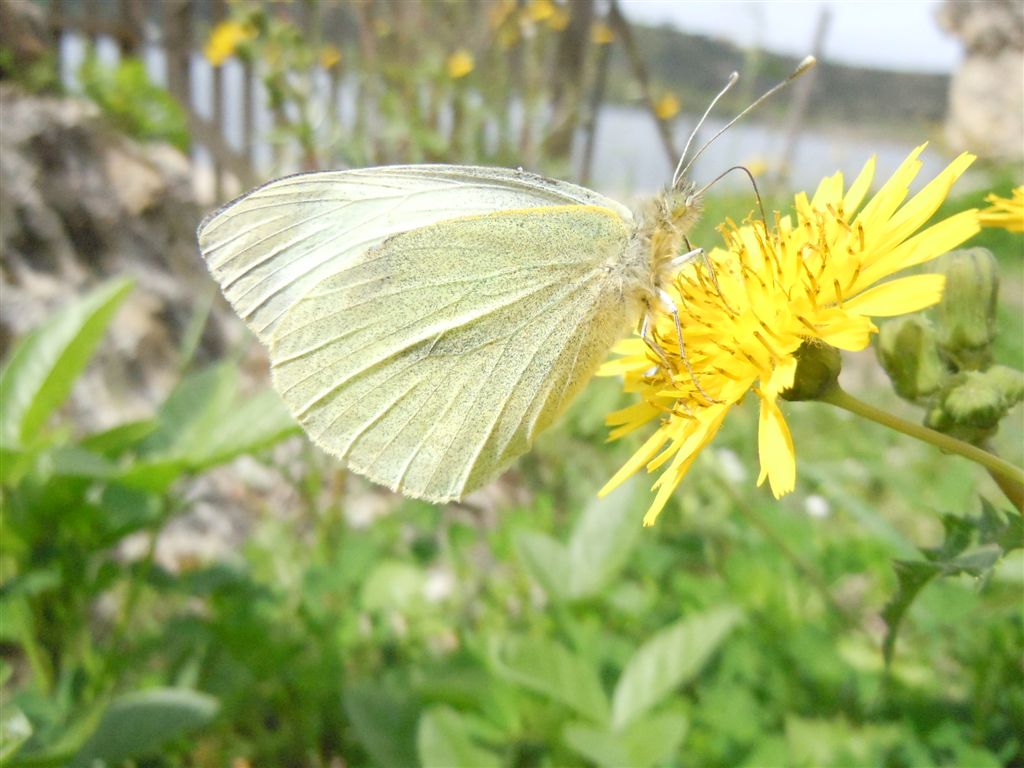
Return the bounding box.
[797,55,817,73]
[728,71,739,83]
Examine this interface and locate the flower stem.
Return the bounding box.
[819,385,1024,512]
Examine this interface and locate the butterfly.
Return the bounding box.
[196,58,814,502]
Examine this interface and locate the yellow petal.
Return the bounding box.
[817,316,877,351]
[854,144,926,236]
[874,152,975,253]
[764,356,798,399]
[643,407,729,525]
[845,274,946,317]
[598,355,651,376]
[606,400,660,427]
[854,208,980,291]
[756,394,795,498]
[842,155,876,215]
[600,427,670,497]
[810,170,844,210]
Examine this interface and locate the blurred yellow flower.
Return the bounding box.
[591,20,615,45]
[653,93,681,121]
[205,20,255,67]
[743,156,770,177]
[978,186,1024,233]
[489,0,517,29]
[446,49,475,80]
[601,146,979,525]
[319,45,342,70]
[527,0,556,22]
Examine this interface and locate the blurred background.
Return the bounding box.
[1,1,1022,766]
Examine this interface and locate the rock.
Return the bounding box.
[938,0,1024,160]
[0,83,291,573]
[0,83,238,429]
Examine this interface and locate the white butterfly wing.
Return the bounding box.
[197,165,632,341]
[270,205,636,501]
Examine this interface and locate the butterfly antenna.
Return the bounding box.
[672,71,739,189]
[691,165,768,226]
[675,55,816,184]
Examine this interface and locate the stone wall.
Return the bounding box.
[939,0,1024,161]
[0,84,238,429]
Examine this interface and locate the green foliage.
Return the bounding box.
[69,689,218,767]
[882,501,1024,664]
[2,197,1022,765]
[0,282,296,765]
[78,54,189,151]
[0,45,61,94]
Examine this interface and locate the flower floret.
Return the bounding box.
[601,146,979,525]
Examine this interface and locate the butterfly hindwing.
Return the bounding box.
[269,205,634,500]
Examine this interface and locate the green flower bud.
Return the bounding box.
[781,342,842,401]
[982,365,1024,408]
[942,371,1006,430]
[877,316,948,402]
[933,248,999,371]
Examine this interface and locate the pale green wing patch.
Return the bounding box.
[270,205,633,501]
[196,165,632,343]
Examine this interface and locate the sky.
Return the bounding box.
[620,0,963,74]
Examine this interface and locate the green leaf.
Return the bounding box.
[0,278,132,449]
[139,363,238,459]
[343,683,420,768]
[417,706,502,768]
[882,503,1024,664]
[0,705,33,761]
[187,388,298,469]
[361,561,426,612]
[137,364,296,470]
[611,607,740,729]
[69,688,218,767]
[515,531,572,600]
[563,708,688,768]
[48,445,116,479]
[880,559,940,666]
[114,457,188,493]
[491,636,610,724]
[80,419,158,456]
[567,478,642,598]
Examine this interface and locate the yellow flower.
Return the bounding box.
[600,145,979,526]
[205,20,255,67]
[591,20,615,45]
[319,45,342,70]
[446,49,475,80]
[489,0,518,29]
[527,0,556,22]
[654,93,681,121]
[743,156,770,178]
[978,186,1024,232]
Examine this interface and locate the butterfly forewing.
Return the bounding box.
[270,205,633,500]
[197,165,632,342]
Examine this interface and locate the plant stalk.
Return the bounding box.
[820,385,1024,513]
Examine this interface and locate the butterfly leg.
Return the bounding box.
[668,246,703,270]
[674,241,736,314]
[640,311,694,417]
[639,312,675,372]
[656,289,719,405]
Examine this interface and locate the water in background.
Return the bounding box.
[64,33,951,205]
